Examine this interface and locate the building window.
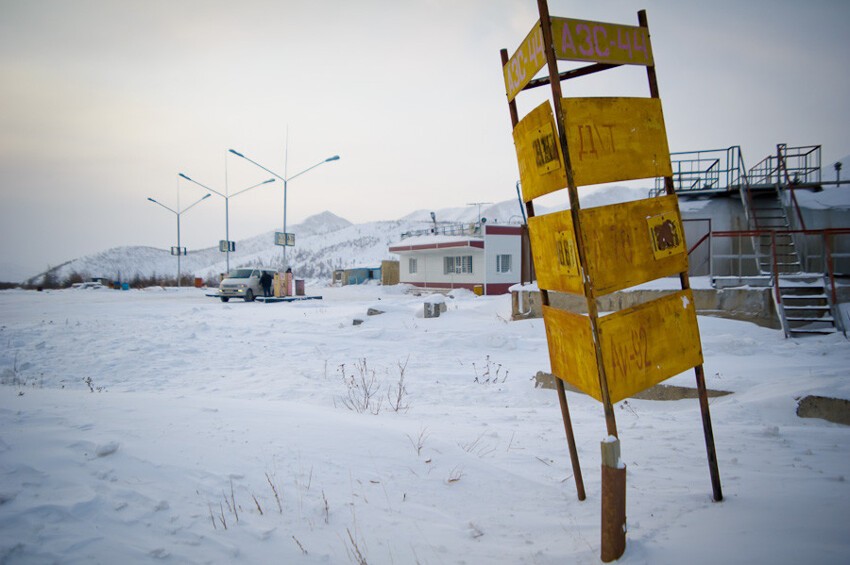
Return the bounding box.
[409,258,418,274]
[496,254,512,273]
[444,255,473,275]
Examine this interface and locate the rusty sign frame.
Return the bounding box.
[500,1,722,508]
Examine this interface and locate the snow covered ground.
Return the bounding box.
[1,284,849,564]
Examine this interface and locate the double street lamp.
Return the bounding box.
[228,148,339,268]
[178,173,275,273]
[146,193,211,287]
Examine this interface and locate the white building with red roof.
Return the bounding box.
[388,224,522,295]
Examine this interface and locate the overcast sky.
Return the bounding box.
[1,0,848,280]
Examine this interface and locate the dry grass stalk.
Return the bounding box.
[407,427,429,456]
[346,528,368,565]
[292,535,308,555]
[322,490,330,524]
[230,479,239,523]
[265,472,283,514]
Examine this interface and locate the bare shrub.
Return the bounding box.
[472,355,508,384]
[407,427,429,456]
[63,271,86,287]
[386,356,410,413]
[336,359,382,415]
[83,376,105,393]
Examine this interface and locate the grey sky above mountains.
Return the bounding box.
[1,0,847,280]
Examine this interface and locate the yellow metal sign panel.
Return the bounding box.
[562,97,673,187]
[503,22,547,102]
[544,290,703,403]
[551,17,654,67]
[543,305,602,400]
[579,194,688,297]
[598,289,703,403]
[528,210,584,296]
[514,101,568,201]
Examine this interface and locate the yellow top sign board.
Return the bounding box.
[503,23,547,102]
[503,17,654,101]
[544,289,703,403]
[550,17,653,68]
[563,97,673,187]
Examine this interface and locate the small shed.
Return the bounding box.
[333,266,383,286]
[381,260,400,286]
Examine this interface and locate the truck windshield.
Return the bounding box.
[226,269,254,279]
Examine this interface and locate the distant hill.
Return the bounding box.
[24,186,679,286]
[26,200,537,286]
[14,160,850,286]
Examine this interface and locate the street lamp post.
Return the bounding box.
[146,193,211,287]
[228,149,339,269]
[178,173,275,273]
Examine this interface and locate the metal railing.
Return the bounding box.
[707,228,850,303]
[652,146,748,196]
[401,223,483,240]
[400,219,524,240]
[654,144,828,197]
[747,144,821,187]
[776,144,808,231]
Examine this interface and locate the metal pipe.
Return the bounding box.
[640,7,722,502]
[177,214,181,287]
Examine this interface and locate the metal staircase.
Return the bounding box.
[741,145,837,336]
[661,143,839,337]
[745,190,802,275]
[774,276,838,336]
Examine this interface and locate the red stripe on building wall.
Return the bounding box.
[389,240,484,253]
[485,225,523,235]
[398,281,514,296]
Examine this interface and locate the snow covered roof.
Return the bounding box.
[388,234,484,253]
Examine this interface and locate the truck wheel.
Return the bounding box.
[245,289,254,302]
[220,297,229,303]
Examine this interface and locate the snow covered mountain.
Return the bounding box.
[23,186,658,286]
[26,201,533,286]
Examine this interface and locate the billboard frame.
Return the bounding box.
[500,0,722,511]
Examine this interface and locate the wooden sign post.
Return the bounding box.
[501,1,722,561]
